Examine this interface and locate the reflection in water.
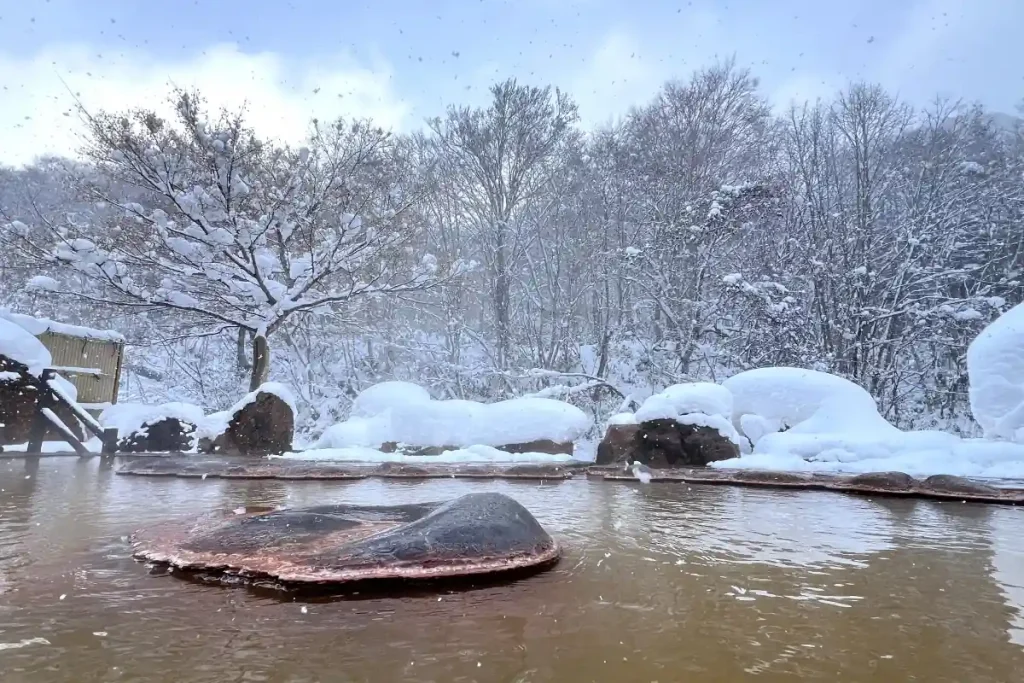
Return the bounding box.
[0,458,1023,682]
[990,508,1024,646]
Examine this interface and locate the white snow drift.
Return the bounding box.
[292,381,591,461]
[968,300,1024,443]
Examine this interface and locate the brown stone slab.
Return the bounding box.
[132,492,560,587]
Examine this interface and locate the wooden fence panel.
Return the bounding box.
[38,332,123,405]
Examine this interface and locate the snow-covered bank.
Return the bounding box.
[712,438,1024,480]
[277,444,579,464]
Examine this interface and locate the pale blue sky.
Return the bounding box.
[0,0,1020,164]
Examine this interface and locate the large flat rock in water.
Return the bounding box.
[132,492,560,586]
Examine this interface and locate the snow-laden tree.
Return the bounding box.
[9,91,440,389]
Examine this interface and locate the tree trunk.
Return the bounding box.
[249,334,270,391]
[237,328,251,372]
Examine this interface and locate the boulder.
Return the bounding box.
[595,423,640,465]
[199,391,294,456]
[118,417,197,453]
[131,492,561,586]
[921,474,1000,496]
[596,418,738,468]
[842,471,918,492]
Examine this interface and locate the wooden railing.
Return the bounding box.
[25,368,119,455]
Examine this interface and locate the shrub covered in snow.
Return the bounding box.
[967,301,1024,442]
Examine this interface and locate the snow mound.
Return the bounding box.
[0,308,124,341]
[634,382,733,422]
[196,382,297,441]
[314,382,592,450]
[350,381,431,418]
[633,382,746,449]
[968,301,1024,442]
[101,402,206,439]
[723,367,898,446]
[0,317,52,376]
[280,444,576,464]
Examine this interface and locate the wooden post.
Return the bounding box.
[101,427,118,454]
[25,369,56,454]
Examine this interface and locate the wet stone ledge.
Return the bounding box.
[113,455,1024,504]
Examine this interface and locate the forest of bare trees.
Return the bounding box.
[2,60,1021,437]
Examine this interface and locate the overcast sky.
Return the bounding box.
[0,0,1020,166]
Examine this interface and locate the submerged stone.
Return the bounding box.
[921,474,1000,496]
[842,471,919,492]
[132,492,560,587]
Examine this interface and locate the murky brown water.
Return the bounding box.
[2,456,1024,682]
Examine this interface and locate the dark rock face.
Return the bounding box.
[131,492,560,586]
[843,471,919,492]
[595,423,640,465]
[200,392,294,455]
[118,417,197,453]
[597,419,739,468]
[921,474,1000,496]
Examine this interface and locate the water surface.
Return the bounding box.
[2,456,1023,682]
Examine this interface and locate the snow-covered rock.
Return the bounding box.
[313,382,592,451]
[633,382,745,450]
[101,402,205,439]
[196,382,296,455]
[968,301,1024,442]
[0,317,52,376]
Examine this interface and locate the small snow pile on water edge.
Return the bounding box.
[968,301,1024,443]
[311,381,591,451]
